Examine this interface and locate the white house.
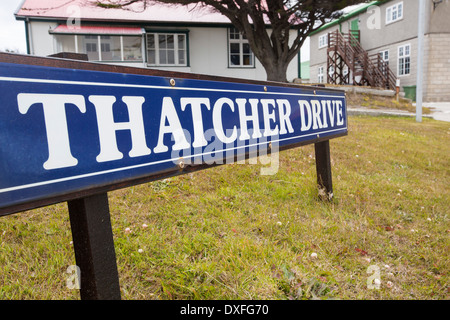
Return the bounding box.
[15,0,302,82]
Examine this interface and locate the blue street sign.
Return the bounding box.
[0,61,347,213]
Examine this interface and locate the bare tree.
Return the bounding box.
[96,0,368,82]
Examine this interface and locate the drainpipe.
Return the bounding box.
[24,18,30,54]
[25,17,34,55]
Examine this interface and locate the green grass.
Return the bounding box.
[0,115,448,300]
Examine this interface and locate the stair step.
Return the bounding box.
[328,31,397,90]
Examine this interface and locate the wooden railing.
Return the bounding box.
[327,30,396,90]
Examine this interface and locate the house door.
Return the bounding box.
[350,19,360,44]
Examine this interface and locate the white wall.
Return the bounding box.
[29,21,58,56]
[189,27,267,80]
[29,22,299,82]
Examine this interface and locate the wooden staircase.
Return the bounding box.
[327,30,397,90]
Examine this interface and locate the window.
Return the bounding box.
[146,32,187,66]
[379,49,390,74]
[318,66,324,83]
[318,34,328,49]
[228,27,254,67]
[379,50,389,63]
[398,44,410,76]
[386,2,403,24]
[54,34,143,62]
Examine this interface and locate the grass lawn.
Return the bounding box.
[346,91,432,114]
[0,115,448,300]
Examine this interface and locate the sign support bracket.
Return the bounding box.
[68,193,121,300]
[314,140,333,200]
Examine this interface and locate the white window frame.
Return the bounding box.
[386,2,403,25]
[228,27,254,68]
[379,49,389,64]
[146,32,188,67]
[398,44,411,76]
[318,34,328,49]
[318,66,324,83]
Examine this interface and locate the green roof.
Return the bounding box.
[309,0,390,36]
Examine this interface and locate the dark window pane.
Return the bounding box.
[159,49,167,64]
[230,54,240,65]
[230,43,240,54]
[147,34,155,49]
[405,57,410,74]
[148,50,155,64]
[159,35,166,49]
[167,35,174,49]
[178,34,185,49]
[243,54,252,65]
[167,50,175,64]
[178,49,185,64]
[243,43,251,54]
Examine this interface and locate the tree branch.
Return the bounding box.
[94,0,369,81]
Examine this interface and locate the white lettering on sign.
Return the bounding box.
[17,93,86,170]
[237,98,263,141]
[299,99,344,131]
[16,93,345,170]
[276,99,294,135]
[90,95,151,162]
[261,99,278,137]
[212,97,237,144]
[180,97,210,148]
[154,97,190,153]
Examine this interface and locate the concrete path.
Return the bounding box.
[348,102,450,122]
[348,107,421,118]
[421,102,450,122]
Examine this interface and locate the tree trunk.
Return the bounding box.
[261,59,290,83]
[248,30,292,83]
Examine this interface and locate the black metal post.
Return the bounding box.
[314,140,333,201]
[68,193,121,300]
